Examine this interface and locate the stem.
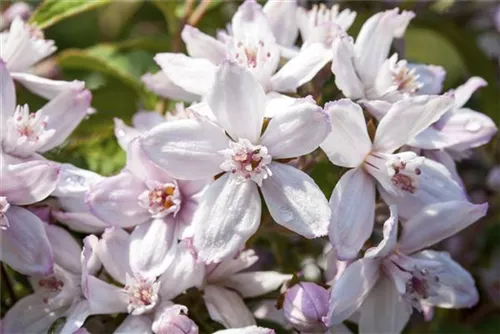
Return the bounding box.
[188,0,212,26]
[1,264,16,305]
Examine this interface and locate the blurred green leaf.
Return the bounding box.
[30,0,111,29]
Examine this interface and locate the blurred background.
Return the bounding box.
[1,0,499,333]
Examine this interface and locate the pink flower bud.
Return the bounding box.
[283,282,329,332]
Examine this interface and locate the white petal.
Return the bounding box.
[0,60,16,132]
[181,25,226,64]
[213,326,274,334]
[365,205,398,259]
[114,118,141,151]
[207,249,259,282]
[326,258,380,326]
[354,9,415,85]
[193,173,261,263]
[132,110,165,131]
[263,0,298,47]
[360,99,392,121]
[9,73,79,100]
[373,95,455,154]
[141,71,199,102]
[231,0,275,48]
[412,250,479,308]
[154,53,216,97]
[260,96,330,159]
[328,167,376,260]
[358,276,412,334]
[207,61,266,143]
[320,99,372,167]
[45,224,82,275]
[399,201,487,254]
[52,163,103,198]
[261,162,330,238]
[203,285,256,328]
[452,76,487,109]
[422,149,463,187]
[59,300,90,334]
[331,36,364,100]
[96,227,132,285]
[86,276,128,315]
[222,271,292,298]
[129,219,176,279]
[114,315,153,334]
[140,118,228,180]
[408,63,446,95]
[270,43,331,93]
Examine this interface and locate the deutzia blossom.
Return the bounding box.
[143,0,331,101]
[326,203,486,333]
[141,61,331,263]
[320,97,468,259]
[202,249,291,328]
[331,8,446,102]
[262,0,299,58]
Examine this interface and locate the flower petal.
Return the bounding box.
[96,227,132,285]
[115,315,153,334]
[452,76,487,109]
[125,137,172,183]
[373,95,455,153]
[260,96,330,159]
[263,0,298,47]
[193,174,261,264]
[9,72,80,100]
[331,36,364,100]
[45,224,82,275]
[114,118,141,151]
[222,271,291,298]
[181,25,226,64]
[328,167,376,260]
[261,162,330,238]
[154,53,216,97]
[408,63,446,95]
[358,276,412,334]
[207,61,266,143]
[270,43,331,93]
[52,163,103,198]
[59,300,90,334]
[365,205,398,259]
[140,118,228,180]
[141,71,199,102]
[204,285,256,328]
[86,276,128,315]
[326,258,380,326]
[320,99,372,167]
[0,60,16,131]
[399,201,487,254]
[208,249,259,281]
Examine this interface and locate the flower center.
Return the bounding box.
[391,60,422,95]
[138,181,181,218]
[234,40,272,69]
[38,275,65,292]
[125,274,160,315]
[220,138,272,186]
[403,267,440,311]
[364,152,424,195]
[3,105,55,158]
[0,197,10,229]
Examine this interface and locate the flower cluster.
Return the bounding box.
[0,1,497,334]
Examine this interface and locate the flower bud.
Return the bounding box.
[283,282,329,332]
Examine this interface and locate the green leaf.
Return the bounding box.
[30,0,111,29]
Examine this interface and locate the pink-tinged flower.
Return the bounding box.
[0,2,32,29]
[90,228,203,333]
[141,61,331,263]
[263,0,299,58]
[202,249,291,328]
[0,152,59,275]
[0,229,126,334]
[51,164,109,233]
[214,326,275,334]
[88,112,207,239]
[143,0,331,101]
[0,61,91,159]
[320,97,468,260]
[330,8,446,102]
[326,203,486,332]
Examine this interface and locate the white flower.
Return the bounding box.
[141,61,331,263]
[326,203,486,333]
[320,97,469,260]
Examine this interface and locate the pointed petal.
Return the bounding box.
[59,300,90,334]
[114,118,141,151]
[125,137,172,183]
[193,174,261,263]
[399,201,487,254]
[95,227,131,285]
[141,71,199,102]
[9,72,81,100]
[331,36,364,100]
[261,162,330,238]
[320,99,372,167]
[452,76,487,109]
[132,110,165,130]
[365,205,398,259]
[408,64,446,95]
[1,206,53,276]
[328,168,376,260]
[412,250,479,308]
[1,159,59,205]
[129,219,176,279]
[0,60,16,131]
[87,171,150,227]
[140,119,228,180]
[422,149,463,187]
[204,285,256,328]
[270,43,331,93]
[358,276,412,334]
[373,95,455,153]
[115,315,153,334]
[81,235,101,278]
[260,96,330,159]
[86,276,128,314]
[326,258,380,326]
[45,224,82,275]
[222,271,291,298]
[207,61,266,143]
[52,163,103,198]
[154,53,216,97]
[208,249,259,281]
[263,0,298,47]
[181,25,226,63]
